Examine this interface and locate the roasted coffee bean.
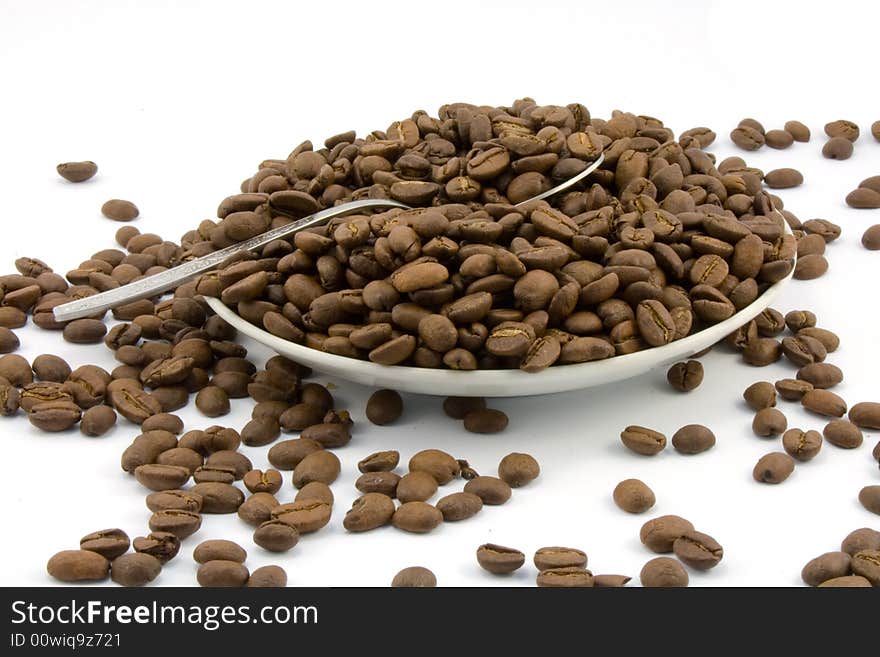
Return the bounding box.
[801,551,852,587]
[764,168,803,188]
[295,481,334,505]
[849,402,880,429]
[355,471,400,497]
[240,417,280,447]
[442,396,487,419]
[102,199,140,221]
[537,566,594,587]
[640,515,695,553]
[358,450,400,473]
[859,486,880,515]
[620,425,667,455]
[237,492,279,527]
[436,492,483,521]
[862,224,880,247]
[134,463,190,491]
[753,407,787,437]
[613,479,655,513]
[533,547,587,571]
[730,125,765,150]
[636,300,675,346]
[802,389,846,417]
[463,476,511,505]
[197,560,249,588]
[823,419,863,449]
[0,382,20,416]
[822,136,853,160]
[743,338,782,366]
[672,424,715,454]
[477,544,525,575]
[666,360,704,392]
[63,318,107,344]
[765,129,794,149]
[247,565,287,588]
[498,452,540,486]
[193,540,247,564]
[396,471,438,503]
[253,520,299,552]
[343,492,396,532]
[111,553,162,587]
[850,550,880,586]
[0,327,19,354]
[0,354,33,386]
[673,531,723,570]
[243,469,283,494]
[28,399,81,432]
[195,386,230,417]
[111,380,162,423]
[391,566,436,588]
[463,408,508,433]
[794,254,828,280]
[824,119,859,141]
[267,438,322,470]
[189,482,244,513]
[818,575,872,587]
[392,501,443,533]
[753,452,795,484]
[292,450,340,488]
[842,528,880,556]
[782,428,823,461]
[783,121,810,142]
[132,532,180,563]
[409,449,459,484]
[300,422,351,448]
[141,413,184,434]
[366,389,403,425]
[57,160,98,182]
[47,550,109,582]
[121,430,177,472]
[146,490,203,513]
[272,499,332,534]
[80,528,130,560]
[775,378,813,401]
[20,382,73,412]
[205,448,250,478]
[640,557,688,587]
[797,327,839,352]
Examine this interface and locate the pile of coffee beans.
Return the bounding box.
[619,423,716,456]
[801,527,880,586]
[638,515,723,586]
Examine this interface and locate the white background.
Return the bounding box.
[0,0,878,587]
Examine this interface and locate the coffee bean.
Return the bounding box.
[195,386,230,417]
[247,565,287,587]
[797,327,839,352]
[241,417,280,447]
[640,557,688,587]
[613,479,655,513]
[497,452,540,486]
[765,129,794,149]
[784,310,816,333]
[672,424,715,454]
[823,419,863,449]
[666,360,703,392]
[730,125,765,150]
[849,402,880,429]
[822,136,853,160]
[535,566,594,587]
[463,408,508,433]
[63,318,107,344]
[636,300,675,347]
[862,224,880,248]
[442,396,487,419]
[802,389,847,417]
[391,566,436,587]
[396,471,438,503]
[436,492,483,521]
[476,544,525,574]
[673,530,723,570]
[366,389,403,425]
[842,528,880,556]
[146,490,203,513]
[343,492,396,532]
[133,532,180,563]
[80,528,130,560]
[620,425,667,456]
[782,428,823,462]
[847,188,880,209]
[292,450,340,488]
[801,551,852,587]
[794,254,828,280]
[392,501,443,533]
[752,452,795,484]
[764,168,803,189]
[859,486,880,515]
[267,438,323,470]
[243,469,282,494]
[357,450,400,473]
[0,354,33,386]
[134,463,190,491]
[355,471,400,497]
[253,521,299,552]
[205,448,250,478]
[753,407,787,437]
[272,499,332,534]
[111,553,162,587]
[102,199,140,222]
[824,119,859,141]
[818,575,872,587]
[141,413,184,434]
[197,560,249,587]
[743,338,782,366]
[640,515,695,553]
[463,476,511,505]
[850,550,880,586]
[57,161,98,182]
[796,363,842,390]
[47,550,109,582]
[784,121,810,142]
[295,481,334,505]
[110,380,162,424]
[189,482,244,513]
[28,399,81,431]
[237,493,279,527]
[408,449,459,484]
[0,327,19,354]
[533,547,587,571]
[193,539,247,564]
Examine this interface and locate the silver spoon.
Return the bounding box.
[52,153,605,322]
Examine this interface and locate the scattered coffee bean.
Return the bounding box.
[146,490,203,513]
[189,482,244,514]
[753,407,787,437]
[111,553,162,587]
[47,550,109,582]
[247,565,287,587]
[197,560,249,587]
[195,386,230,417]
[822,136,853,160]
[782,428,823,462]
[613,479,655,513]
[396,471,438,503]
[850,550,880,586]
[824,119,859,141]
[463,408,509,433]
[409,449,460,484]
[253,520,300,552]
[102,199,139,221]
[536,566,594,587]
[0,327,19,354]
[743,381,776,410]
[357,450,400,473]
[243,469,282,494]
[272,499,332,534]
[436,492,483,521]
[666,360,704,392]
[753,452,795,484]
[640,557,688,587]
[292,450,341,488]
[671,424,715,454]
[842,528,880,556]
[873,121,880,141]
[392,501,443,533]
[132,532,180,563]
[79,405,117,436]
[823,419,863,449]
[743,338,782,366]
[295,481,334,506]
[80,528,130,560]
[620,425,667,455]
[141,413,184,434]
[640,515,695,553]
[391,566,436,587]
[847,188,880,209]
[442,396,487,419]
[463,476,511,505]
[784,121,810,142]
[764,168,803,189]
[497,452,540,486]
[730,125,765,150]
[796,363,842,389]
[673,530,723,570]
[593,574,632,587]
[365,389,403,425]
[802,389,847,417]
[343,492,395,532]
[849,402,880,429]
[476,544,525,574]
[765,129,794,149]
[193,539,247,564]
[774,379,812,402]
[57,161,98,182]
[28,399,81,431]
[859,486,880,515]
[533,547,587,571]
[355,471,400,497]
[862,225,880,249]
[801,551,852,587]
